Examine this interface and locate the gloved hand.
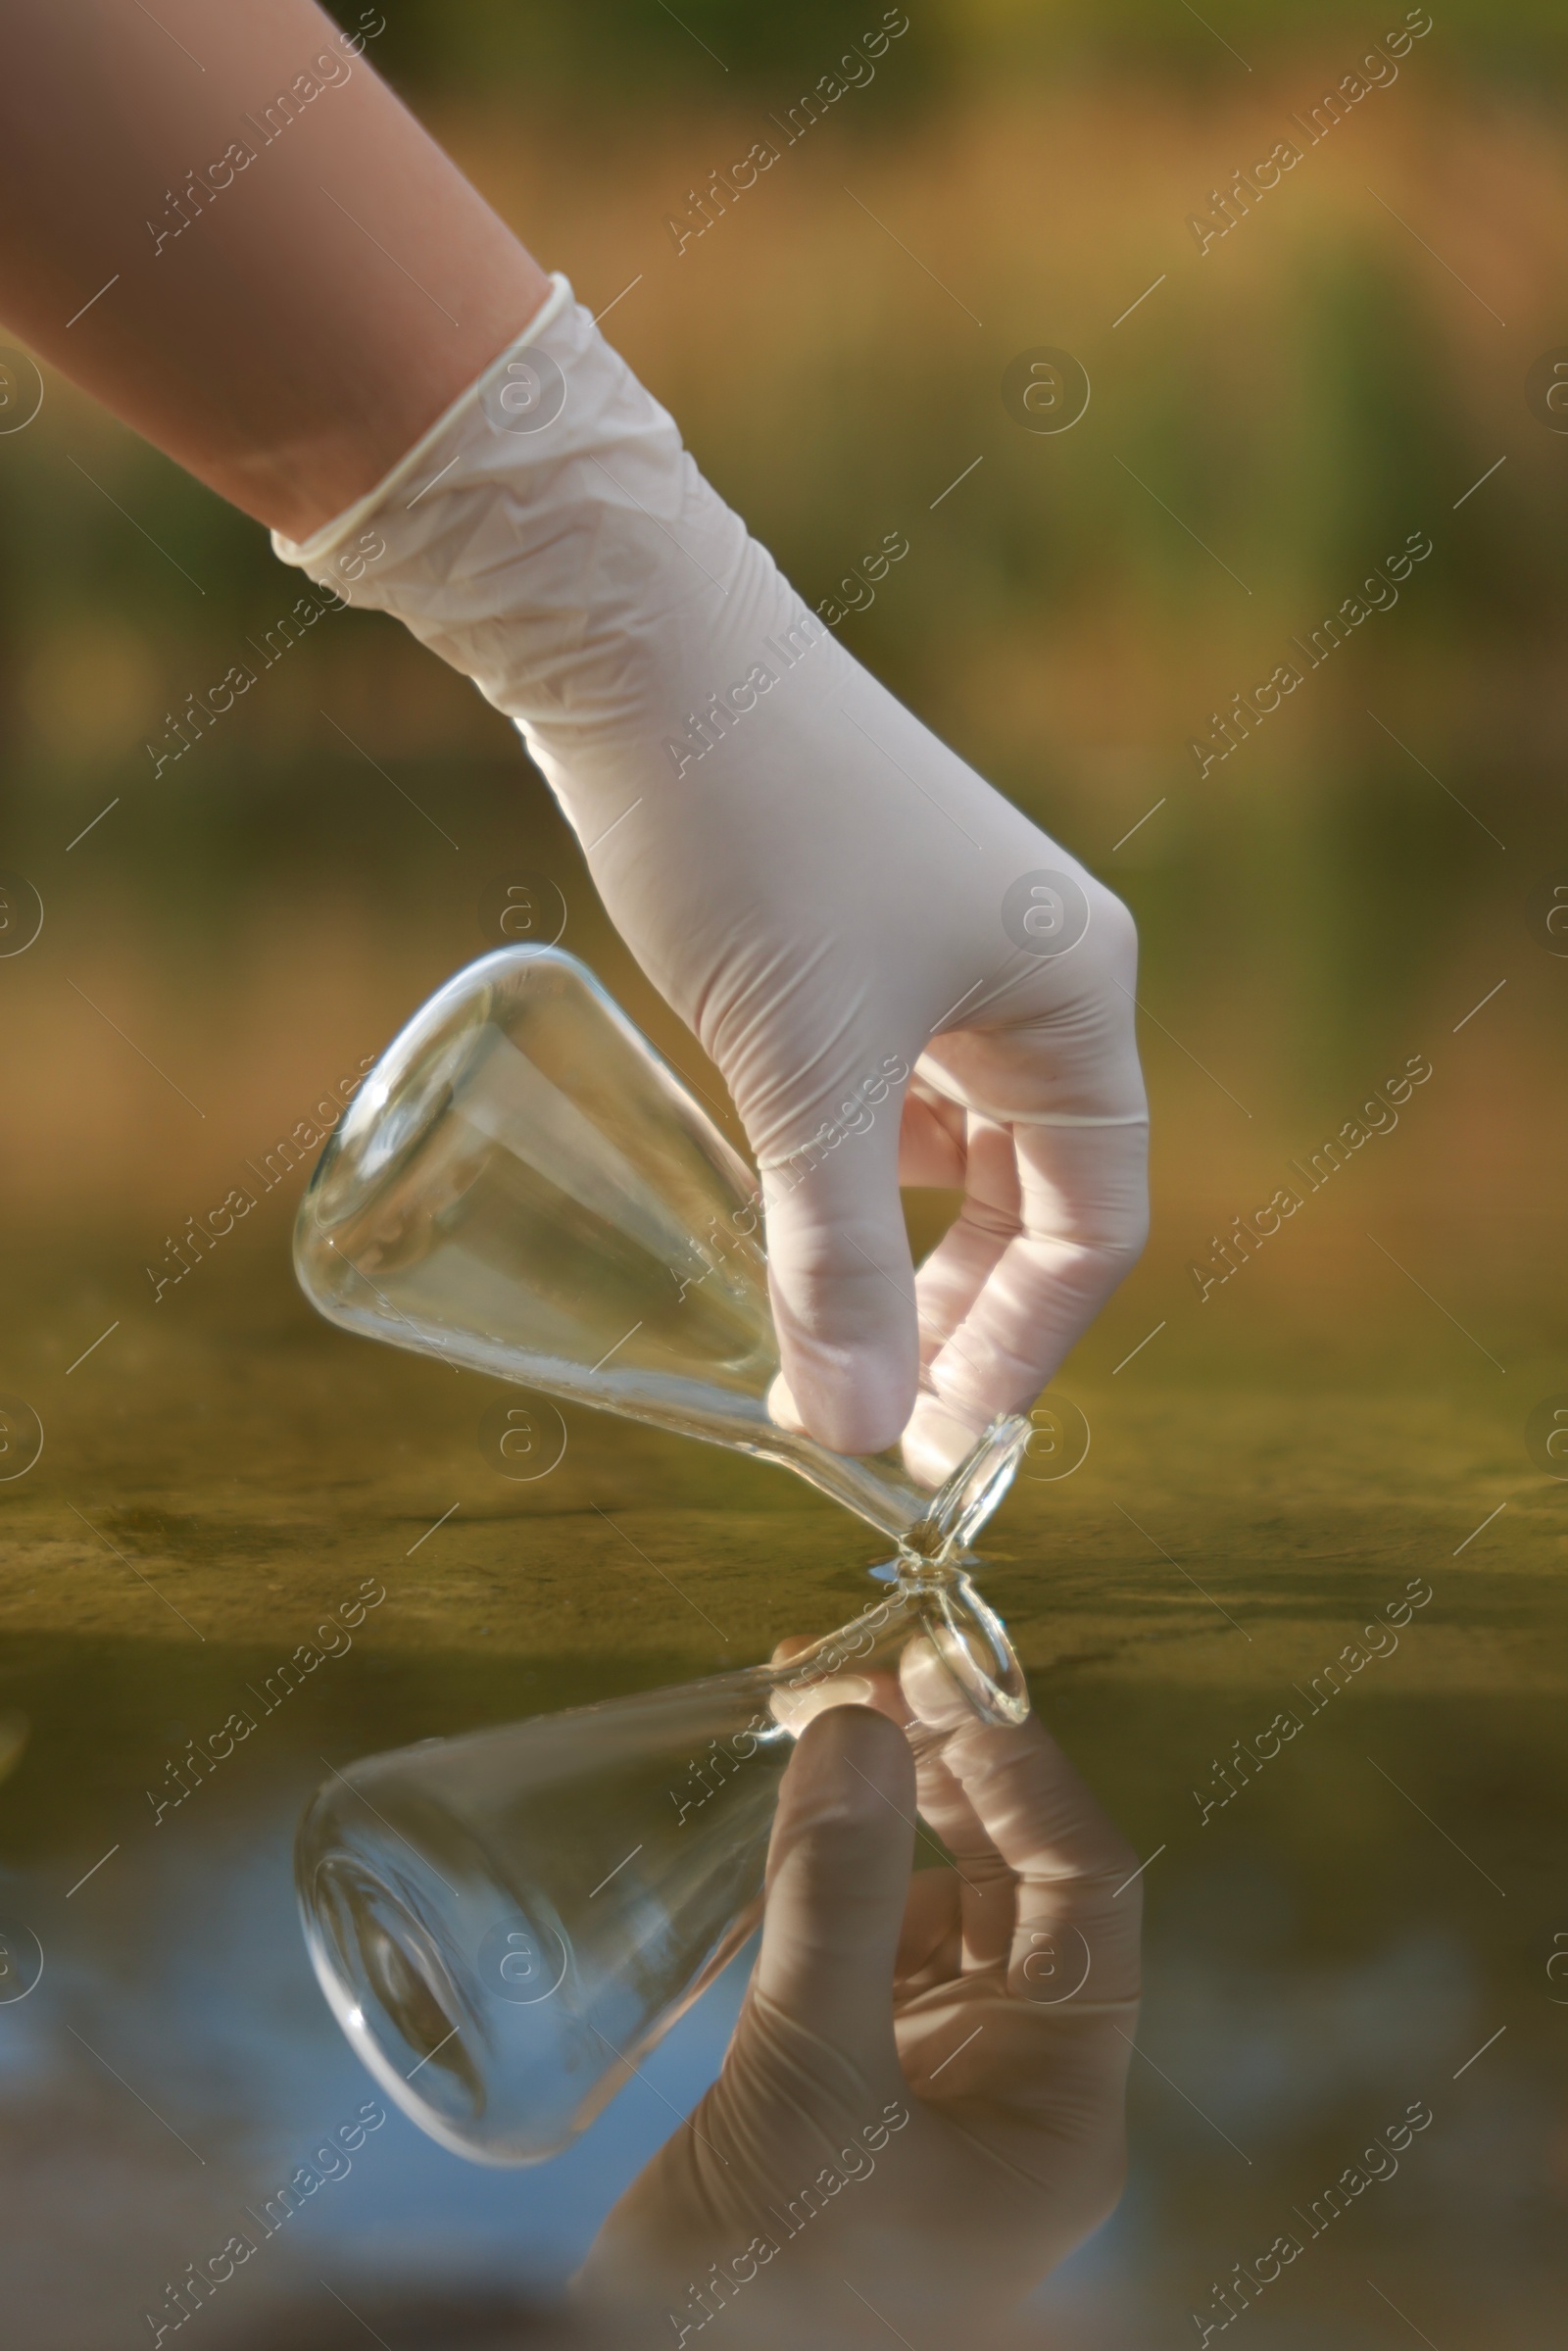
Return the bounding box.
[576,1647,1143,2349]
[272,277,1149,1480]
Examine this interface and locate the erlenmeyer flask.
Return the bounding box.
[296,1557,1025,2163]
[292,946,1029,1549]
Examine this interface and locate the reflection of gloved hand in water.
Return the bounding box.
[273,280,1149,1483]
[577,1649,1142,2349]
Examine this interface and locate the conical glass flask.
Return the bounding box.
[296,1557,1026,2163]
[291,945,1029,1549]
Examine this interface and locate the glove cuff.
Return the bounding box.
[270,270,574,572]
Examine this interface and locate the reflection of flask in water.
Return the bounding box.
[297,1558,1023,2163]
[292,945,1030,1549]
[291,944,1035,2162]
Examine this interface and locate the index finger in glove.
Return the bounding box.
[759,1107,922,1460]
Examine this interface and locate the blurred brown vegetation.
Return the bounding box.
[0,21,1564,1368]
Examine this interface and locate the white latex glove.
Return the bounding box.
[272,275,1149,1480]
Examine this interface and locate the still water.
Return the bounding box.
[0,1224,1563,2347]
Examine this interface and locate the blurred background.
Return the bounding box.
[4,0,1568,1252]
[1,1,1566,2345]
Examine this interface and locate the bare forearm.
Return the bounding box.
[0,0,549,535]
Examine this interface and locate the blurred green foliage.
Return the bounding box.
[337,0,941,100]
[325,0,1568,99]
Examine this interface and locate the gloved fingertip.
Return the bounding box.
[899,1635,983,1734]
[901,1394,989,1487]
[771,1332,917,1458]
[769,1704,915,1873]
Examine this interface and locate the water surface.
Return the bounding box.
[2,1231,1561,2347]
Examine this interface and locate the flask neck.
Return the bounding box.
[764,1554,1029,1735]
[761,1409,1033,1553]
